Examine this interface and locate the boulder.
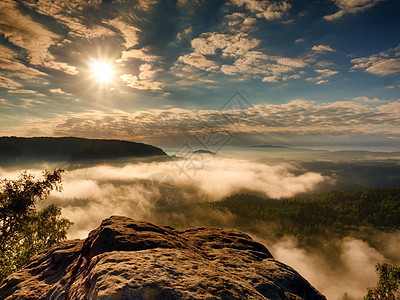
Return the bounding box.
[0,216,326,299]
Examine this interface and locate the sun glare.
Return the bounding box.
[90,60,113,83]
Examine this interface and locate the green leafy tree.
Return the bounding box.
[0,170,72,282]
[364,263,400,300]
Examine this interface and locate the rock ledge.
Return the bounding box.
[0,216,326,299]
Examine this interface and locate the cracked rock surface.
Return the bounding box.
[0,216,326,299]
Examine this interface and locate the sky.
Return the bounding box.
[0,0,399,150]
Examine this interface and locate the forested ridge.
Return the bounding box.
[0,137,167,166]
[155,188,400,256]
[215,189,400,238]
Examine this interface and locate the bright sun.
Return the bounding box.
[90,60,113,83]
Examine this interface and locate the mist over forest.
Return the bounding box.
[1,144,399,299]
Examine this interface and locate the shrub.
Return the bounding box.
[0,170,72,282]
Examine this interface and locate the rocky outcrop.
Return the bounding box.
[0,216,326,299]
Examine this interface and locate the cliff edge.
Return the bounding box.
[0,216,326,299]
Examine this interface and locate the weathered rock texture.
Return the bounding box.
[0,216,326,299]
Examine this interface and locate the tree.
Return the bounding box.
[364,263,400,300]
[340,292,354,300]
[0,170,72,282]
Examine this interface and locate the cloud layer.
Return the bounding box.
[268,236,385,299]
[46,99,400,148]
[2,160,399,300]
[0,157,329,238]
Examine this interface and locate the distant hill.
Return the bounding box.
[192,149,216,155]
[250,144,289,148]
[0,137,167,166]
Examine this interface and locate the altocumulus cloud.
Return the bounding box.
[324,0,386,21]
[47,99,400,148]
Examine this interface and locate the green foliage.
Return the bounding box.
[211,189,400,244]
[364,263,400,300]
[151,189,400,297]
[0,170,72,282]
[153,188,400,259]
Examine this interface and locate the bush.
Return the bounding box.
[364,263,400,300]
[0,170,72,282]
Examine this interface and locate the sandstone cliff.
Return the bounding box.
[0,216,326,299]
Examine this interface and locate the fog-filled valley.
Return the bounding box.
[1,0,399,298]
[1,147,399,299]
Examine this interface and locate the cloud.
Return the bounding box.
[135,0,159,12]
[2,159,398,300]
[117,49,158,63]
[178,53,220,72]
[0,44,17,60]
[324,0,385,20]
[302,46,336,68]
[43,62,79,76]
[0,76,22,89]
[1,0,158,84]
[0,0,397,130]
[269,236,385,299]
[0,55,48,87]
[311,45,335,53]
[230,0,291,21]
[221,51,278,75]
[13,157,327,238]
[176,0,202,12]
[306,68,338,84]
[120,63,163,90]
[314,69,338,76]
[69,24,116,40]
[0,0,59,65]
[351,44,400,76]
[0,97,45,108]
[191,32,260,57]
[20,0,115,40]
[0,98,16,109]
[262,76,278,82]
[7,89,38,94]
[50,88,72,95]
[224,13,257,33]
[353,96,386,103]
[20,0,85,19]
[176,27,193,40]
[307,69,337,84]
[177,32,307,81]
[257,1,291,21]
[0,58,45,76]
[108,18,140,49]
[49,99,400,148]
[0,0,81,77]
[174,1,298,83]
[363,58,400,76]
